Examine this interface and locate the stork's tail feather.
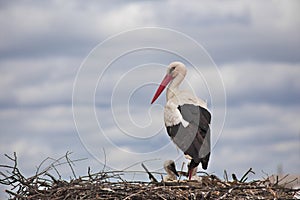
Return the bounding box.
[200,152,210,170]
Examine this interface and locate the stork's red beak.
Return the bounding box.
[151,74,173,104]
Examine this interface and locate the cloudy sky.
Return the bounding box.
[1,0,299,196]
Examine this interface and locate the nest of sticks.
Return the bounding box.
[1,152,299,199]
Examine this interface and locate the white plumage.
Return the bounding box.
[164,101,189,127]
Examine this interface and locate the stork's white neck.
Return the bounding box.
[166,73,185,101]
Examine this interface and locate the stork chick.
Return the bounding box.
[163,160,179,182]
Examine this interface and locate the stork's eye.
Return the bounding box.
[169,66,176,73]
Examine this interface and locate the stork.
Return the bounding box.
[163,160,179,182]
[151,62,211,180]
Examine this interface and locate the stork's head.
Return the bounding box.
[151,62,187,104]
[167,61,187,79]
[163,160,179,177]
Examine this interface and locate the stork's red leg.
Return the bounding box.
[188,169,193,180]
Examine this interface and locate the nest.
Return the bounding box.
[1,152,299,199]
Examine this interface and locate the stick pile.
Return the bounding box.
[1,152,299,199]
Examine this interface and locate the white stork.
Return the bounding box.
[151,62,211,180]
[163,160,179,182]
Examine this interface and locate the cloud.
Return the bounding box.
[2,1,299,64]
[161,1,300,64]
[220,62,300,106]
[0,57,81,108]
[0,1,157,60]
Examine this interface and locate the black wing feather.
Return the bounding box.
[166,104,211,170]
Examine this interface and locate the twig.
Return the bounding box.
[123,189,145,200]
[51,162,62,180]
[65,151,77,179]
[102,148,107,172]
[141,163,158,182]
[240,168,255,183]
[178,162,185,181]
[156,192,167,200]
[277,174,290,184]
[5,189,24,198]
[223,170,228,182]
[122,158,160,171]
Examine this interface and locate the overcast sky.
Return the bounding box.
[1,1,300,197]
